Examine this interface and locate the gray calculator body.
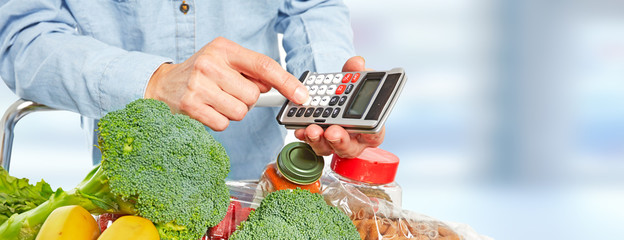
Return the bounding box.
[276,68,407,133]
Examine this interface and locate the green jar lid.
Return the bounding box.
[276,142,324,185]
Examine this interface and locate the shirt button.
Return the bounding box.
[180,1,190,14]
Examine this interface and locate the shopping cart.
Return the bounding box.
[0,99,58,172]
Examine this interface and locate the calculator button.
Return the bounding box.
[338,96,347,106]
[317,85,327,95]
[315,75,324,84]
[331,108,341,118]
[324,74,333,84]
[335,85,346,95]
[329,96,339,106]
[296,108,306,117]
[345,84,354,94]
[351,73,360,83]
[342,73,352,83]
[322,108,333,118]
[302,96,312,106]
[309,85,318,95]
[333,74,342,84]
[326,85,337,95]
[320,96,331,106]
[306,76,316,85]
[287,107,297,117]
[304,108,315,117]
[313,108,323,117]
[310,96,321,106]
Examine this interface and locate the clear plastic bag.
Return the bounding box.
[323,180,464,240]
[209,180,489,240]
[207,181,261,240]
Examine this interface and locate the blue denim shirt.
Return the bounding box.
[0,0,355,179]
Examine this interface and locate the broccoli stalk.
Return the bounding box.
[0,99,231,240]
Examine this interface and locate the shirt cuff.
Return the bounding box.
[98,51,172,116]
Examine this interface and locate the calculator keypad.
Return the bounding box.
[287,72,365,121]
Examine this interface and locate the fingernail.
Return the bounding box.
[308,135,319,142]
[327,138,341,145]
[293,86,309,104]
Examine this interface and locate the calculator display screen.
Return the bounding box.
[347,78,381,117]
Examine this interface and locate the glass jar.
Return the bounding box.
[258,142,324,196]
[326,147,402,207]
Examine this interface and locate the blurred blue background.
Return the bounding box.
[2,0,624,239]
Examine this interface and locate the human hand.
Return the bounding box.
[145,37,308,131]
[294,56,385,158]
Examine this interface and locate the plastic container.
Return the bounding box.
[257,142,324,196]
[324,147,402,207]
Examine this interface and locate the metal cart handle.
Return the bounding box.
[0,99,57,171]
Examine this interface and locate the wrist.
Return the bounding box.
[145,63,174,99]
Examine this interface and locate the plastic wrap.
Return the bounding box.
[208,180,489,240]
[323,181,464,240]
[207,181,261,240]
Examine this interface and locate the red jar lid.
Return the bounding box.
[330,147,399,184]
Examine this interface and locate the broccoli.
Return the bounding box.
[230,189,360,240]
[0,99,230,240]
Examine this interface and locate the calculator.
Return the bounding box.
[275,68,406,133]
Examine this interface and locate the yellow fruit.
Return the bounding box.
[35,205,99,240]
[97,216,159,240]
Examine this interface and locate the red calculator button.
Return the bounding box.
[342,73,352,83]
[351,73,360,83]
[335,85,346,95]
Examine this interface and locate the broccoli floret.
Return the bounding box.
[230,189,360,240]
[0,99,230,240]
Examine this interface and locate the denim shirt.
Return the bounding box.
[0,0,355,179]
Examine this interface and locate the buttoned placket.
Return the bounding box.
[173,0,196,63]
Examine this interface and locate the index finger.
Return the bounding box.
[220,40,308,104]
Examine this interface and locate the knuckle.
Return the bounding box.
[212,36,226,45]
[179,95,194,113]
[211,37,231,49]
[255,56,275,73]
[243,88,260,106]
[186,76,201,90]
[212,119,229,131]
[278,72,293,89]
[318,149,334,156]
[230,103,248,121]
[338,149,358,159]
[193,55,211,71]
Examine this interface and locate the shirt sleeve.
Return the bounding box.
[275,0,356,77]
[0,0,172,118]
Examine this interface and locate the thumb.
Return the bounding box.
[342,56,366,72]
